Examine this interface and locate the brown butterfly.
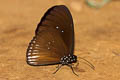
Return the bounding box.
[26,5,94,76]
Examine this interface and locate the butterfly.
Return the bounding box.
[26,5,94,76]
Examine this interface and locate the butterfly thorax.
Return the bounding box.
[60,54,77,65]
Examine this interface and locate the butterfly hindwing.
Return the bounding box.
[27,27,68,65]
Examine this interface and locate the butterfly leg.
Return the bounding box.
[53,64,63,74]
[56,64,60,68]
[75,61,79,68]
[67,64,78,76]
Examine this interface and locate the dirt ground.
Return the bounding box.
[0,0,120,80]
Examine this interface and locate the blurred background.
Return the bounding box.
[0,0,120,80]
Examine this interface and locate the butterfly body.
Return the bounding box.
[60,54,77,65]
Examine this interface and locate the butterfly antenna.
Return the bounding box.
[67,64,78,76]
[78,57,95,70]
[53,64,63,74]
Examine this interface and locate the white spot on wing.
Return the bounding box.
[32,52,39,54]
[27,53,32,55]
[33,50,39,52]
[48,42,51,44]
[56,26,59,29]
[28,59,36,61]
[30,43,33,46]
[28,50,32,52]
[61,30,64,33]
[34,38,36,40]
[29,47,33,49]
[29,62,35,64]
[33,41,36,43]
[35,46,39,48]
[35,44,39,47]
[48,47,50,50]
[28,56,39,59]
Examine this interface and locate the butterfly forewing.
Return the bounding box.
[26,5,74,66]
[36,5,74,54]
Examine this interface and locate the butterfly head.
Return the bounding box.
[60,54,77,65]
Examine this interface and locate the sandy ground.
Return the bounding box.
[0,0,120,80]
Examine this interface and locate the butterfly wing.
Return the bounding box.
[26,5,74,66]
